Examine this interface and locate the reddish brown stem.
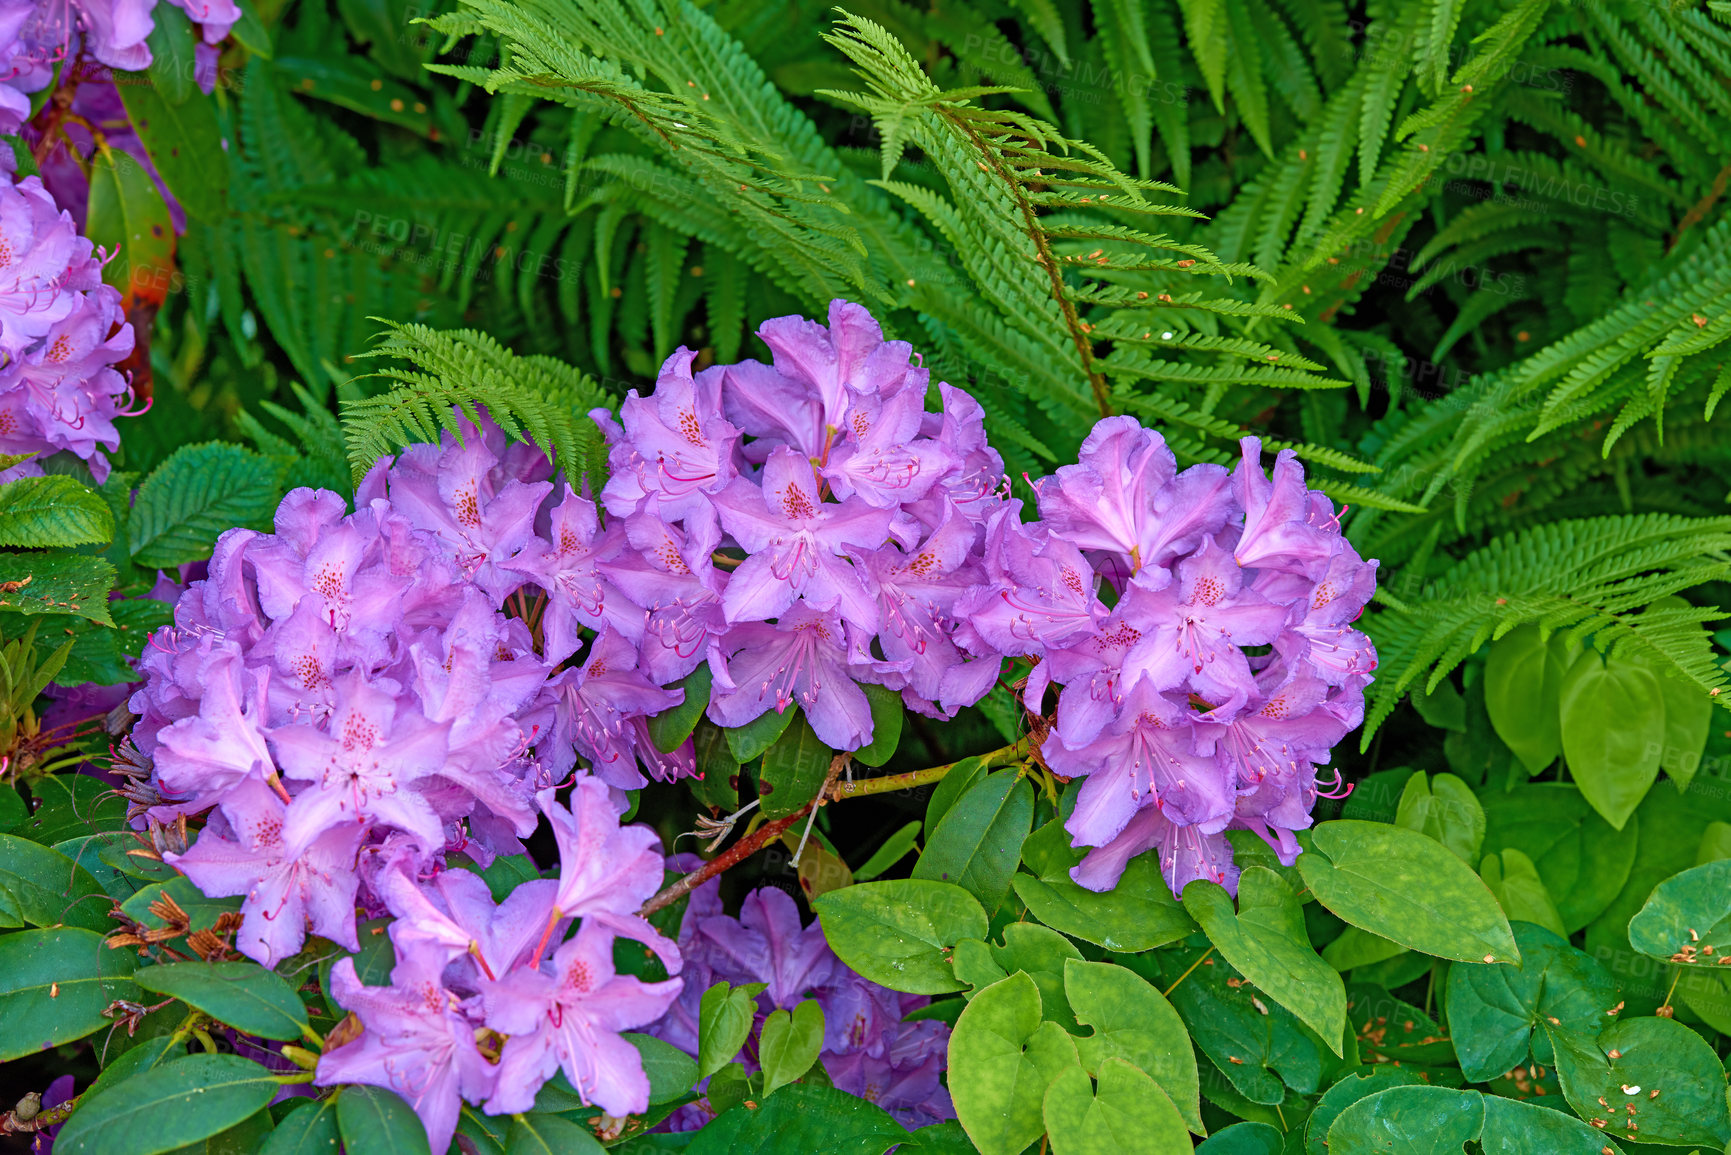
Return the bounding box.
[639,808,807,917]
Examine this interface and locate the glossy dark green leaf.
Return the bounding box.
[114,83,231,223]
[1298,820,1518,964]
[949,972,1082,1155]
[1479,1094,1629,1154]
[54,1055,279,1155]
[0,831,111,931]
[757,712,833,819]
[86,146,176,314]
[1325,1085,1621,1154]
[1182,867,1346,1054]
[911,767,1032,913]
[647,664,712,753]
[133,960,311,1041]
[0,784,25,832]
[1481,784,1637,933]
[853,682,904,766]
[336,1085,431,1155]
[0,925,139,1061]
[1154,946,1325,1105]
[684,1082,911,1155]
[1042,1058,1191,1155]
[689,719,741,811]
[759,998,824,1095]
[1064,959,1201,1134]
[143,4,196,103]
[456,852,541,903]
[20,773,127,842]
[1627,857,1731,966]
[1559,651,1666,830]
[624,1032,699,1105]
[924,756,987,833]
[1304,1068,1422,1154]
[1484,623,1573,774]
[1343,984,1453,1066]
[724,705,796,763]
[1547,1017,1731,1147]
[163,1107,275,1155]
[1196,1121,1284,1153]
[813,878,986,995]
[120,877,244,937]
[503,1112,603,1154]
[259,1098,341,1155]
[697,980,764,1078]
[453,1109,507,1155]
[1445,921,1621,1083]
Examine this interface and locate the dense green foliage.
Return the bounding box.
[4,0,1731,1150]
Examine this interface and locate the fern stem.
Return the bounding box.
[939,112,1113,418]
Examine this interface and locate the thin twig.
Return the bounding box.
[1162,947,1215,997]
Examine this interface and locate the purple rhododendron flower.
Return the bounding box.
[958,423,1376,895]
[0,172,135,478]
[646,873,956,1131]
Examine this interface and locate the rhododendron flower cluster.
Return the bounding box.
[0,169,134,479]
[0,0,240,132]
[591,298,1012,752]
[956,417,1377,896]
[315,780,681,1153]
[647,872,954,1131]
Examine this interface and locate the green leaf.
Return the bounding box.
[1547,1016,1731,1147]
[113,83,230,223]
[853,820,921,881]
[1064,959,1202,1135]
[1344,984,1454,1066]
[1319,926,1406,972]
[503,1113,604,1155]
[813,879,987,995]
[1393,771,1484,862]
[758,712,833,819]
[1444,922,1621,1083]
[1628,857,1731,966]
[0,551,118,625]
[130,444,284,569]
[54,831,173,901]
[132,960,311,1041]
[19,773,127,842]
[86,146,175,313]
[1480,784,1637,932]
[0,476,114,547]
[0,926,140,1060]
[120,877,244,939]
[166,1107,275,1154]
[759,998,825,1095]
[646,665,712,753]
[0,831,111,931]
[1558,651,1666,830]
[1480,849,1566,937]
[54,1055,278,1155]
[697,980,764,1078]
[1304,1068,1423,1154]
[1324,1085,1622,1154]
[689,719,740,811]
[625,1031,700,1105]
[924,756,987,833]
[453,1109,506,1155]
[0,783,25,832]
[259,1098,341,1155]
[911,767,1032,914]
[335,1085,432,1155]
[1196,1121,1284,1153]
[456,852,541,903]
[143,3,196,104]
[725,705,796,763]
[1484,624,1574,774]
[1298,820,1519,964]
[1182,867,1347,1055]
[990,923,1081,1028]
[684,1083,911,1155]
[1011,852,1198,953]
[853,683,905,767]
[43,598,178,686]
[1042,1058,1192,1155]
[949,972,1082,1155]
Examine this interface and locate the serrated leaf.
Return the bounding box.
[0,476,114,547]
[0,552,117,624]
[130,443,283,569]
